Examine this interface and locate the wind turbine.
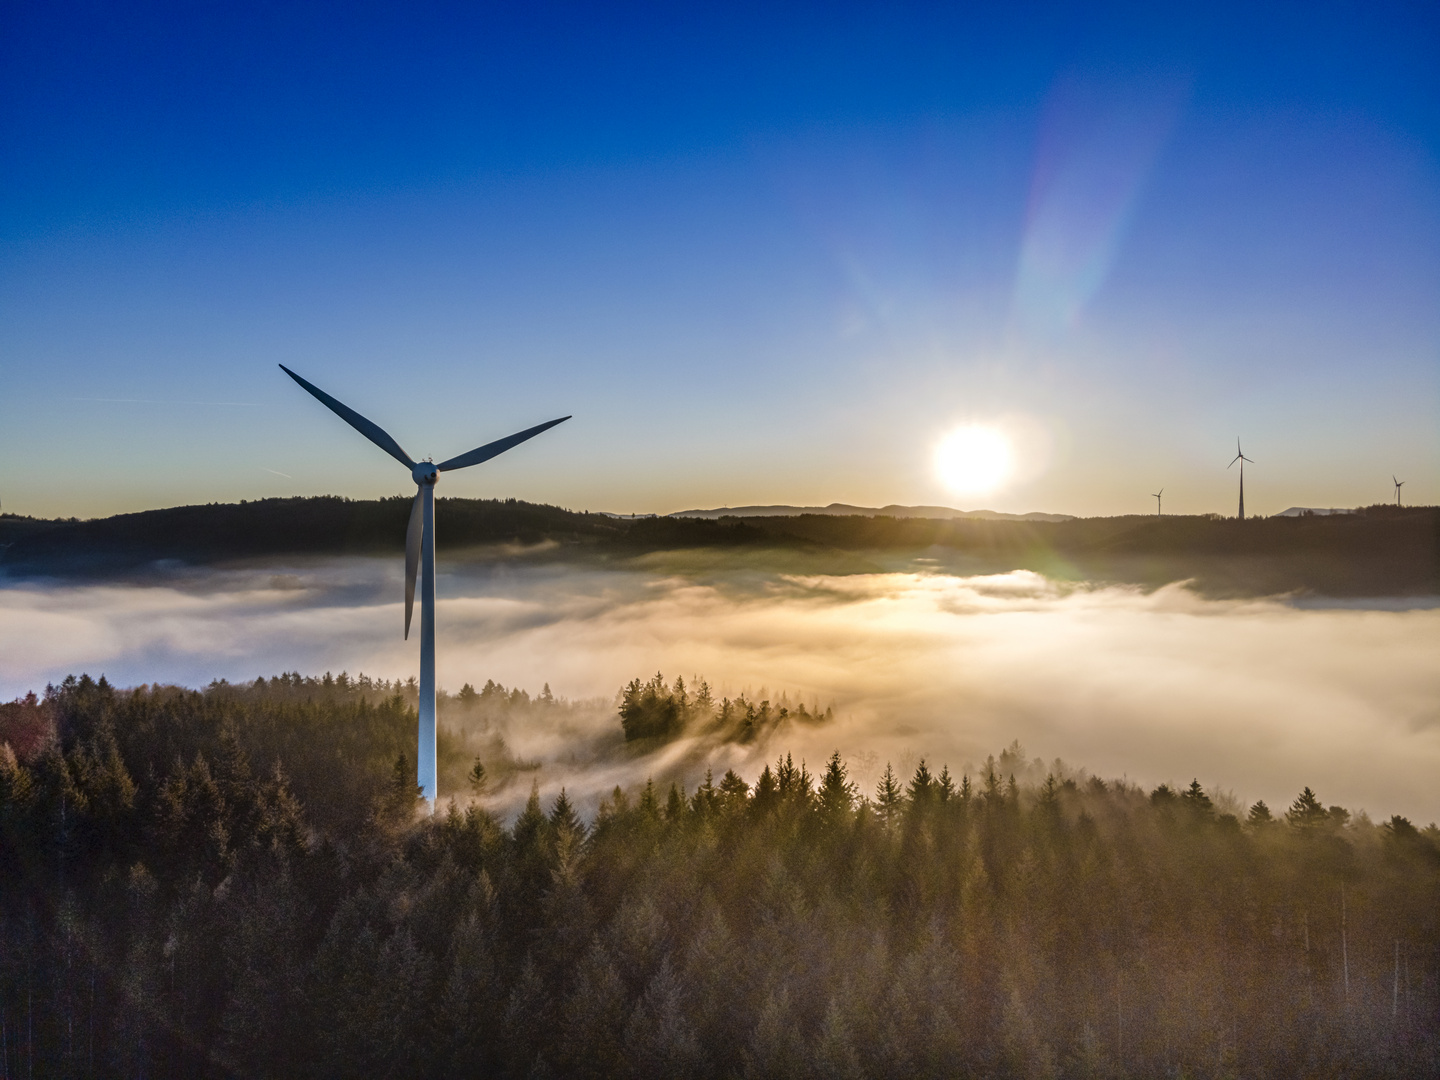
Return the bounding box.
[1151,488,1163,517]
[1393,476,1405,506]
[280,364,569,807]
[1228,439,1253,520]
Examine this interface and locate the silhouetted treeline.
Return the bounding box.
[719,505,1439,595]
[3,674,1438,1077]
[0,497,621,573]
[4,500,1435,595]
[620,672,831,744]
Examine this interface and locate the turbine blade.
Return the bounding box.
[279,365,415,469]
[1228,456,1240,468]
[437,415,571,472]
[404,487,423,640]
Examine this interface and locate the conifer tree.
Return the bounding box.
[717,770,750,815]
[1286,787,1329,829]
[664,782,687,823]
[468,757,488,795]
[1181,779,1214,817]
[549,788,582,837]
[638,778,661,819]
[875,764,904,830]
[513,780,548,852]
[751,765,779,816]
[937,765,956,804]
[908,759,936,808]
[818,751,857,822]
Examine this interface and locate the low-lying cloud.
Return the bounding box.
[2,557,1437,822]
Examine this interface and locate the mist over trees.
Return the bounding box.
[3,674,1438,1077]
[620,673,831,744]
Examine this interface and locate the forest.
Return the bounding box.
[3,498,1435,596]
[2,673,1437,1078]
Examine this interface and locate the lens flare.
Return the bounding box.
[934,425,1013,496]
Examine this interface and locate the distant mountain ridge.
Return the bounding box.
[670,502,1076,523]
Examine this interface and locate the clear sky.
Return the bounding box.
[2,1,1437,519]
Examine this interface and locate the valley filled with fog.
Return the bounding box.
[3,554,1436,823]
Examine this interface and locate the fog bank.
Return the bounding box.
[2,558,1436,821]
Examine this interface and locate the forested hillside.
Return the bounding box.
[0,496,619,573]
[3,674,1437,1078]
[3,499,1435,595]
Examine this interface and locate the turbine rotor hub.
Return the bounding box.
[412,461,439,486]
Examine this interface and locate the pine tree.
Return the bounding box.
[875,764,904,830]
[384,752,422,823]
[1181,779,1214,818]
[907,759,936,808]
[818,751,857,822]
[751,765,779,816]
[664,782,687,823]
[1286,787,1329,829]
[717,770,750,815]
[638,778,661,820]
[513,781,548,852]
[690,769,719,819]
[937,765,956,804]
[468,758,488,796]
[623,958,702,1079]
[549,788,582,837]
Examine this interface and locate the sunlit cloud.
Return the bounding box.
[1,558,1436,822]
[1013,74,1187,335]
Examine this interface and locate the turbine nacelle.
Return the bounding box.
[412,461,439,486]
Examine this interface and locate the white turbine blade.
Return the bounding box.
[404,487,423,640]
[279,365,415,469]
[436,415,571,472]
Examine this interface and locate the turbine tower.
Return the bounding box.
[281,364,569,806]
[1228,439,1253,520]
[1393,475,1405,507]
[1151,488,1163,517]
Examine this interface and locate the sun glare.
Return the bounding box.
[935,425,1013,496]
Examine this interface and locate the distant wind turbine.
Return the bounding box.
[280,365,570,807]
[1151,488,1163,517]
[1228,439,1253,520]
[1393,476,1405,506]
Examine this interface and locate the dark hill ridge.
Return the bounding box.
[2,498,1436,595]
[671,502,1075,522]
[0,496,621,572]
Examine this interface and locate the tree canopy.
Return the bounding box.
[2,673,1438,1077]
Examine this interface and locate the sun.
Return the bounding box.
[934,425,1014,496]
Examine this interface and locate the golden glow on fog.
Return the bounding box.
[935,425,1013,496]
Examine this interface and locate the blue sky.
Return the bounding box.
[2,1,1437,517]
